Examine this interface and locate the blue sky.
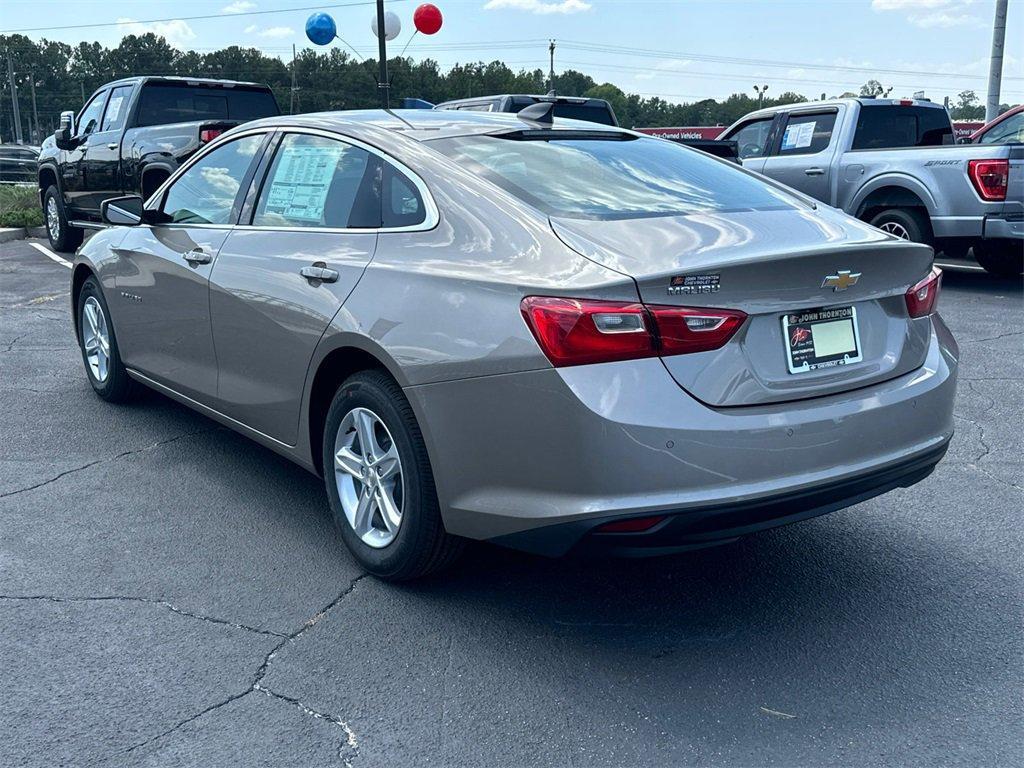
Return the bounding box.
[2,0,1022,104]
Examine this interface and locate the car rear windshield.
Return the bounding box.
[135,84,279,127]
[429,133,800,220]
[852,105,953,150]
[509,101,616,126]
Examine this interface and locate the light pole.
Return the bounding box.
[375,0,390,109]
[753,84,769,109]
[985,0,1008,123]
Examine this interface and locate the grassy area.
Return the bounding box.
[0,185,43,228]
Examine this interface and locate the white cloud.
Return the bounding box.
[257,26,295,38]
[115,18,196,47]
[222,1,257,12]
[244,24,258,34]
[870,0,984,28]
[634,58,691,81]
[484,0,592,15]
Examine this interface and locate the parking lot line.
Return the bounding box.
[29,242,72,269]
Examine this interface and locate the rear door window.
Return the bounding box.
[101,86,134,133]
[724,118,774,159]
[852,105,953,149]
[776,112,836,156]
[253,133,380,229]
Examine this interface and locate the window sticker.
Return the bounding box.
[781,120,815,150]
[264,144,344,223]
[105,96,124,126]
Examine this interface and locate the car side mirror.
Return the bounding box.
[101,195,146,226]
[956,136,972,145]
[54,111,75,150]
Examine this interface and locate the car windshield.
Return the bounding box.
[429,133,800,220]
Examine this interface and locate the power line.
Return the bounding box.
[0,0,407,34]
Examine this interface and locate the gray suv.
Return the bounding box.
[71,110,957,579]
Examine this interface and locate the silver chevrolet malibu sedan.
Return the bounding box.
[71,109,957,579]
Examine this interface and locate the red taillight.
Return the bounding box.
[595,515,666,533]
[905,267,942,317]
[520,296,746,367]
[520,297,655,366]
[968,158,1009,201]
[200,128,225,144]
[647,304,748,356]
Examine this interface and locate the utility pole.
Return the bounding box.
[29,70,39,144]
[985,0,1007,123]
[375,0,390,109]
[6,49,23,144]
[290,44,297,115]
[548,39,556,95]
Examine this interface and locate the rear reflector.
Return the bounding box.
[968,158,1009,201]
[521,296,746,367]
[200,128,225,144]
[595,515,666,533]
[905,267,942,317]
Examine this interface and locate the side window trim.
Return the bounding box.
[233,125,438,234]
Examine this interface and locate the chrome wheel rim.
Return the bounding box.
[879,221,910,240]
[46,197,60,241]
[82,296,110,383]
[334,407,404,548]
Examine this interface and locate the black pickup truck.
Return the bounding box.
[37,76,279,251]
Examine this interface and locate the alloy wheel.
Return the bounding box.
[81,296,110,383]
[879,221,910,240]
[46,196,60,241]
[334,407,404,548]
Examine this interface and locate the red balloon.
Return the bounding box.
[413,3,443,35]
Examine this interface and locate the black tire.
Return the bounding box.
[869,208,931,245]
[973,240,1024,278]
[43,185,84,253]
[77,276,136,403]
[322,369,464,580]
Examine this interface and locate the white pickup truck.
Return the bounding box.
[720,98,1023,276]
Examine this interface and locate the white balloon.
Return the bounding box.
[371,10,401,41]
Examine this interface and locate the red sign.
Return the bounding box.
[952,121,983,139]
[636,126,725,140]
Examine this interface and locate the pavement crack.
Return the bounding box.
[255,686,359,767]
[110,573,369,763]
[0,427,221,500]
[0,594,286,637]
[959,330,1024,345]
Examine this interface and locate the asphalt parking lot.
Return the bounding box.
[1,236,1021,767]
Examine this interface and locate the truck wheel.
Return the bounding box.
[44,185,84,253]
[973,240,1024,278]
[869,209,930,245]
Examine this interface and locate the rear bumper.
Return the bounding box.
[406,315,958,554]
[982,213,1024,240]
[495,439,948,557]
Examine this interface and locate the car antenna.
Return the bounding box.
[517,101,555,126]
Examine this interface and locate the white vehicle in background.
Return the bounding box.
[721,98,1023,276]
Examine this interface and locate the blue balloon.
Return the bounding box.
[305,12,337,46]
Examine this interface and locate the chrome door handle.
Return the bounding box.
[300,264,339,283]
[182,248,212,265]
[804,167,825,176]
[107,142,118,150]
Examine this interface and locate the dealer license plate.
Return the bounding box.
[782,306,863,374]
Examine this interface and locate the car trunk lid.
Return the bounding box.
[551,207,935,406]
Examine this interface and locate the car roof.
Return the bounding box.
[101,75,270,90]
[239,108,632,142]
[736,97,946,122]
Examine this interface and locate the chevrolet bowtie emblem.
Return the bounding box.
[822,270,861,291]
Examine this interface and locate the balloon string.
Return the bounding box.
[333,34,365,62]
[399,30,419,59]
